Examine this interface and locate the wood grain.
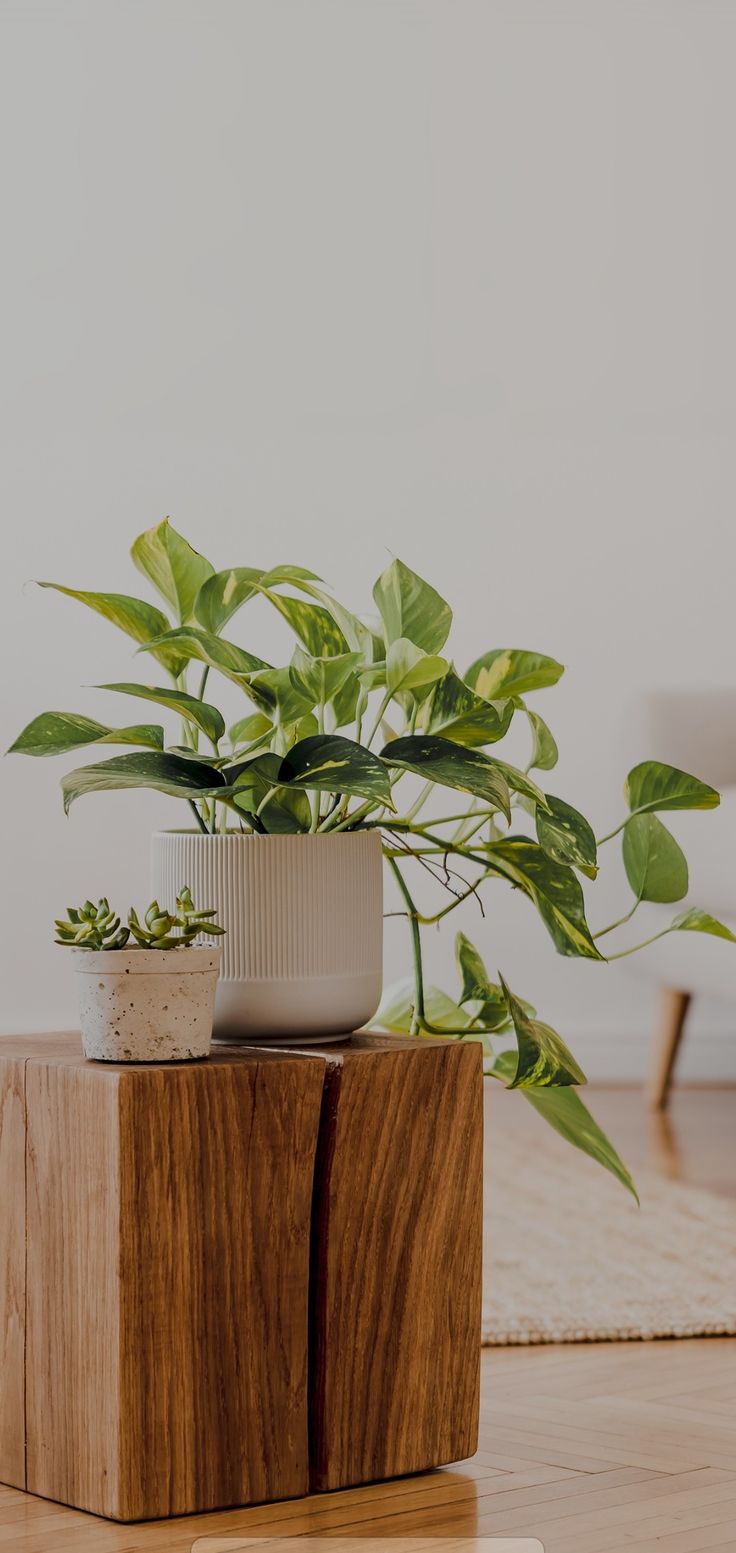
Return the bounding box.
[306,1032,483,1490]
[0,1056,26,1490]
[0,1337,733,1552]
[0,1079,732,1552]
[26,1061,121,1515]
[22,1039,325,1520]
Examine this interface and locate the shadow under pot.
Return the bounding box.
[151,829,384,1043]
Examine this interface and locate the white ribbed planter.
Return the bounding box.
[71,945,222,1062]
[151,830,383,1042]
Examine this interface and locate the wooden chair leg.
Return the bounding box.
[647,987,691,1111]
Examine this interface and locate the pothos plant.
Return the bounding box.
[10,519,735,1197]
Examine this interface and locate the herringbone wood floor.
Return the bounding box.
[1,1085,734,1553]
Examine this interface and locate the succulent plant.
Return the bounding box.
[55,886,225,951]
[127,886,225,949]
[55,898,130,950]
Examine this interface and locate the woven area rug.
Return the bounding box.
[482,1130,736,1345]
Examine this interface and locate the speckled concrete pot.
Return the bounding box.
[71,945,222,1062]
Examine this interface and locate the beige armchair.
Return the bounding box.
[630,692,736,1108]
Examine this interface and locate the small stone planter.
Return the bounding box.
[71,944,222,1062]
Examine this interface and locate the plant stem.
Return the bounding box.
[594,898,641,940]
[197,665,210,701]
[386,855,479,1035]
[188,799,208,835]
[316,794,341,830]
[605,927,674,960]
[325,798,384,832]
[403,780,434,823]
[387,857,425,1032]
[405,810,484,827]
[452,811,490,848]
[449,797,478,843]
[367,818,490,865]
[256,787,277,819]
[365,690,392,750]
[417,874,490,925]
[354,684,368,746]
[382,845,452,856]
[598,814,636,845]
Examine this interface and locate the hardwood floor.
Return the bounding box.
[1,1083,734,1553]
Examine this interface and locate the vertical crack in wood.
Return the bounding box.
[308,1054,343,1482]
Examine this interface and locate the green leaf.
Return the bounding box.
[278,713,320,750]
[130,518,214,624]
[485,839,603,959]
[454,933,513,1031]
[228,753,312,833]
[491,1053,638,1200]
[489,758,550,810]
[499,975,587,1088]
[266,592,349,657]
[376,978,475,1034]
[356,659,388,691]
[165,746,227,765]
[262,564,324,587]
[257,787,312,834]
[36,583,186,677]
[428,668,515,748]
[61,751,225,813]
[381,735,511,819]
[278,734,393,805]
[670,907,736,942]
[289,648,363,707]
[332,672,362,730]
[141,627,270,686]
[97,683,225,745]
[194,565,326,636]
[525,709,559,771]
[625,761,720,817]
[246,667,316,726]
[537,795,598,878]
[472,993,513,1033]
[229,712,273,747]
[313,595,376,659]
[455,931,493,1003]
[466,649,564,699]
[373,558,452,654]
[266,577,376,662]
[622,814,688,903]
[8,711,164,756]
[385,639,448,699]
[194,567,265,633]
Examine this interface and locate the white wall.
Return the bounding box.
[2,0,735,1077]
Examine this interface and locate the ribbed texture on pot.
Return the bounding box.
[151,831,383,984]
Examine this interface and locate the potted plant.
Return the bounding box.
[55,887,224,1062]
[11,517,735,1191]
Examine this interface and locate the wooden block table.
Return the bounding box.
[0,1032,482,1521]
[308,1033,483,1491]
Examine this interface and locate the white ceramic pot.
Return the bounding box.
[71,944,222,1062]
[151,830,384,1041]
